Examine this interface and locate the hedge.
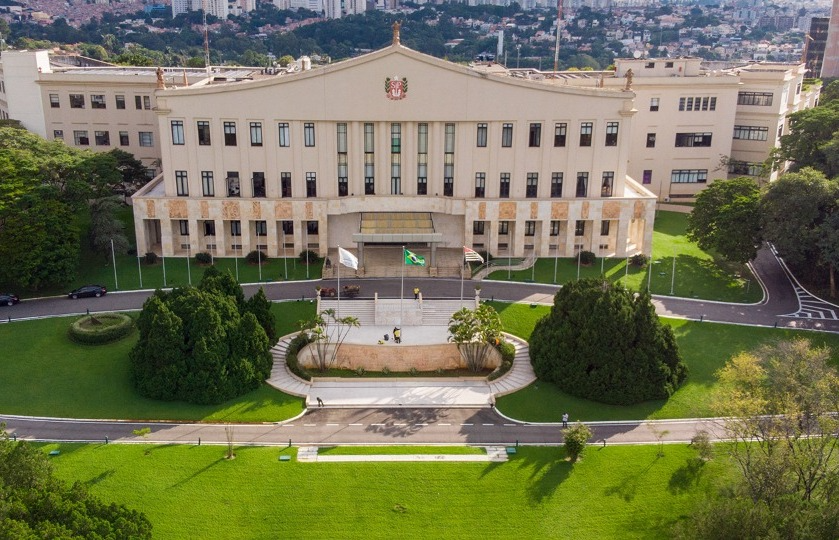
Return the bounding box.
[68,313,135,345]
[488,339,516,381]
[286,332,313,381]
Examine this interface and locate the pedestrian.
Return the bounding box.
[562,412,569,428]
[393,327,401,344]
[317,397,324,408]
[413,287,420,300]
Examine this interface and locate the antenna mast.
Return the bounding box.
[203,0,210,72]
[553,0,563,72]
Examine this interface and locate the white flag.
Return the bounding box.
[338,247,358,270]
[464,246,484,263]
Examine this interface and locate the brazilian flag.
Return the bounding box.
[404,249,426,266]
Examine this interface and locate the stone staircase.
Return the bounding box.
[319,299,376,325]
[488,334,537,397]
[421,299,476,325]
[266,335,312,398]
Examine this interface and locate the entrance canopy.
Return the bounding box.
[353,212,443,244]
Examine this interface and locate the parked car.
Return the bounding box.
[68,285,107,299]
[0,293,19,306]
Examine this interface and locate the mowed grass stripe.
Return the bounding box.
[45,443,733,539]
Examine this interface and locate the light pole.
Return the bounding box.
[516,44,521,69]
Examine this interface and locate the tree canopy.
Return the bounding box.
[529,279,687,405]
[0,427,152,538]
[447,304,503,372]
[687,177,762,264]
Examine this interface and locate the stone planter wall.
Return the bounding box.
[298,342,501,372]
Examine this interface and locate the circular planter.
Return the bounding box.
[68,313,135,345]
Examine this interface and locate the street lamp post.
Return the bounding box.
[516,44,521,69]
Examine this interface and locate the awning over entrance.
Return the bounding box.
[352,212,443,244]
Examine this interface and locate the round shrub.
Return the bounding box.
[286,332,312,381]
[578,250,596,265]
[630,253,648,267]
[299,250,318,264]
[69,313,135,345]
[245,250,269,264]
[195,251,212,265]
[143,252,158,265]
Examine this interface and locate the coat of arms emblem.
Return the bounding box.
[385,76,408,100]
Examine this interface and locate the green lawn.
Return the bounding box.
[45,443,732,539]
[0,302,315,422]
[486,211,761,303]
[318,446,486,455]
[491,302,839,422]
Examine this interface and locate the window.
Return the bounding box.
[444,123,455,197]
[306,221,319,235]
[135,95,151,110]
[605,122,618,146]
[73,130,89,146]
[601,171,614,197]
[90,94,106,109]
[600,220,610,236]
[139,132,153,147]
[281,221,293,235]
[526,173,538,198]
[179,220,189,236]
[306,172,317,197]
[670,169,708,183]
[252,172,266,197]
[646,133,656,148]
[728,161,763,176]
[119,131,129,146]
[551,173,563,197]
[524,221,536,237]
[115,95,125,109]
[94,131,110,146]
[304,123,315,147]
[528,123,541,147]
[417,123,428,195]
[278,123,290,147]
[227,172,240,197]
[579,122,592,146]
[231,220,242,237]
[255,220,267,236]
[498,221,509,235]
[645,61,655,69]
[69,94,85,108]
[575,220,585,236]
[501,123,513,147]
[554,123,567,147]
[53,130,64,140]
[364,123,375,195]
[171,120,185,145]
[665,61,674,68]
[679,96,717,111]
[391,123,401,195]
[550,221,560,236]
[476,123,487,147]
[650,97,659,111]
[738,91,773,106]
[204,221,216,236]
[49,94,60,108]
[197,121,211,145]
[473,221,485,235]
[576,172,589,197]
[144,96,151,109]
[733,125,768,141]
[337,123,348,197]
[500,173,510,198]
[223,122,237,146]
[474,173,486,198]
[281,172,292,198]
[675,132,712,147]
[250,122,263,146]
[642,170,652,185]
[175,171,189,196]
[201,171,214,196]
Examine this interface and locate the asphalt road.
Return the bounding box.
[2,244,837,446]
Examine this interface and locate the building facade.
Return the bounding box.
[131,36,656,271]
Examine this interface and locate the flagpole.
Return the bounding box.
[337,245,341,319]
[460,252,465,308]
[400,245,404,327]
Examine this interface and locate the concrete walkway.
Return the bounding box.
[297,446,509,462]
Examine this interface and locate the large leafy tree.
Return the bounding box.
[0,426,152,538]
[88,196,129,263]
[530,279,687,405]
[687,177,762,263]
[676,340,839,538]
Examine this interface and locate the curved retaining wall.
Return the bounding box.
[297,342,501,371]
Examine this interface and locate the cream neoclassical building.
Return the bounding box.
[131,31,656,275]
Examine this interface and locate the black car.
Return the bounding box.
[68,285,107,299]
[0,293,19,306]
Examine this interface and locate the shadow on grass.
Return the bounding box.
[494,448,574,504]
[83,469,115,487]
[170,457,225,488]
[668,459,706,494]
[603,456,658,502]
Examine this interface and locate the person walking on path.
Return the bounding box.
[562,412,569,428]
[393,327,401,344]
[413,287,420,300]
[316,397,324,408]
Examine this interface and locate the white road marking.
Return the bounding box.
[504,423,516,427]
[461,423,474,426]
[415,423,428,426]
[439,423,451,426]
[482,423,494,426]
[371,423,385,426]
[326,423,339,426]
[394,423,407,426]
[303,424,316,427]
[348,423,363,426]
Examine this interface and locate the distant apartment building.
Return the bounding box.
[172,0,255,19]
[822,0,839,77]
[806,17,829,78]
